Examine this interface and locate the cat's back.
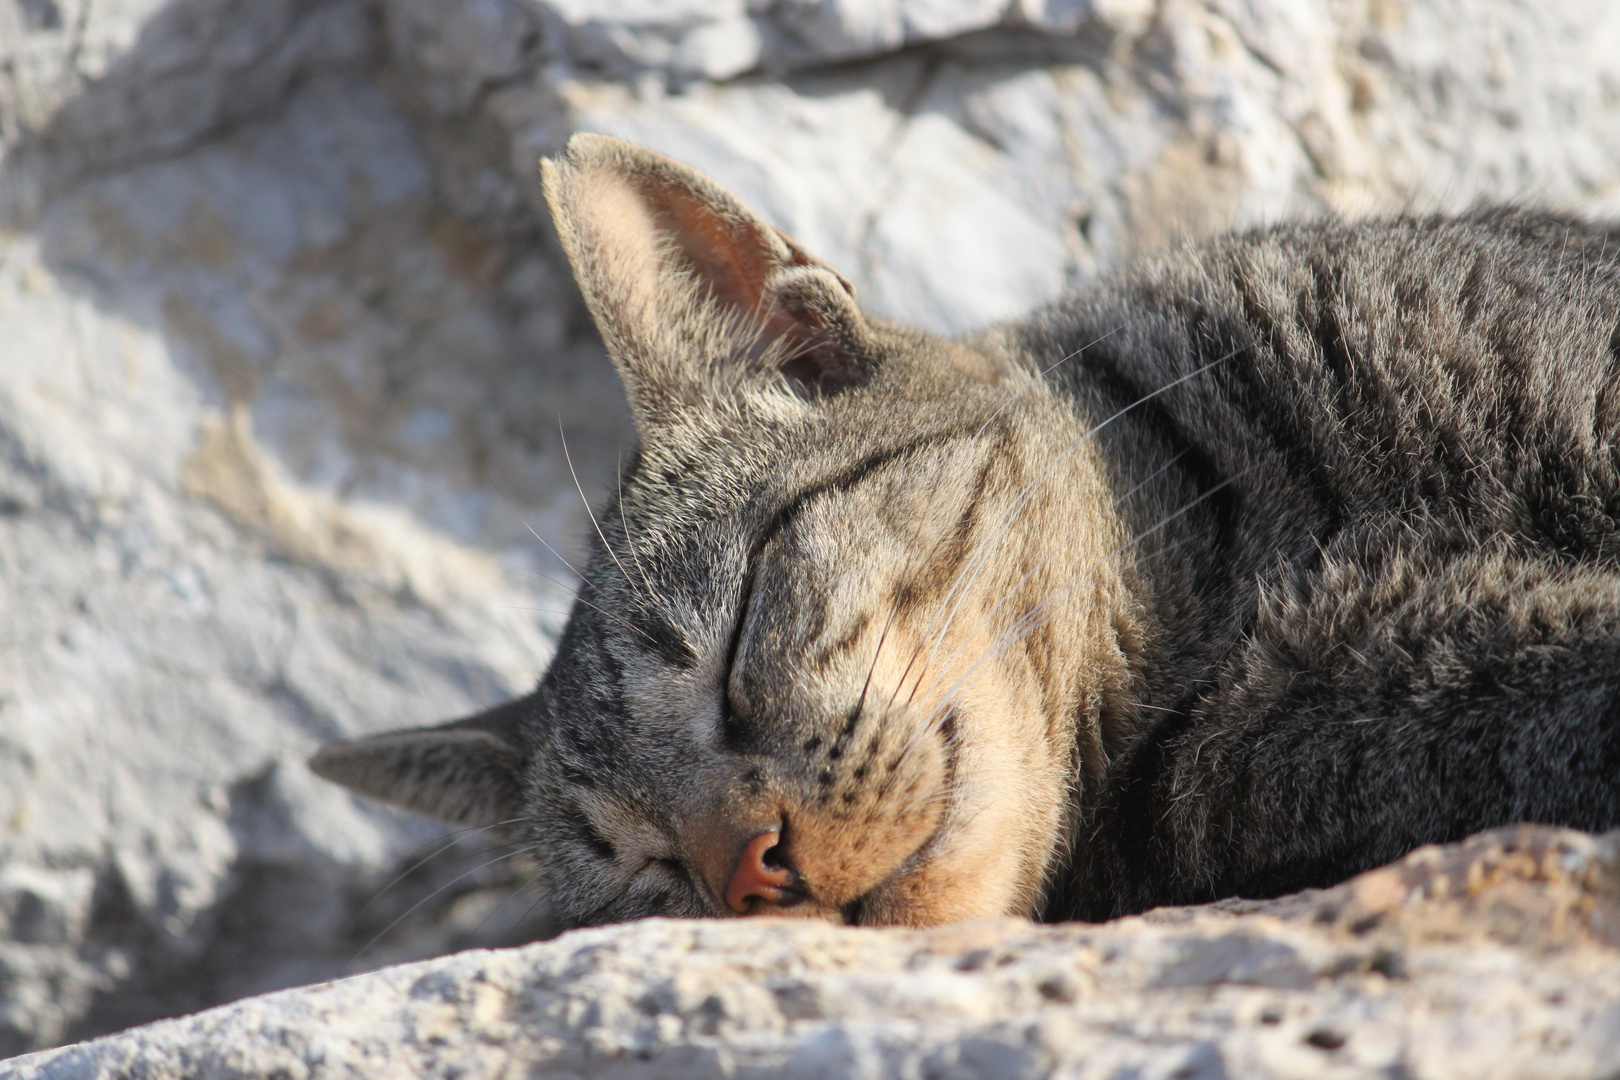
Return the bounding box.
[1004,211,1620,709]
[1023,210,1620,547]
[1007,213,1620,918]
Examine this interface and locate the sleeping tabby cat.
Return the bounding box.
[311,134,1620,929]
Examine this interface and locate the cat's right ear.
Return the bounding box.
[308,697,533,829]
[540,135,872,429]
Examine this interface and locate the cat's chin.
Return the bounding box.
[851,834,1043,927]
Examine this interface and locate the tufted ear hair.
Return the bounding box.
[308,696,534,828]
[540,134,873,430]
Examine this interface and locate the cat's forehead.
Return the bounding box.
[618,383,1059,619]
[643,358,1014,472]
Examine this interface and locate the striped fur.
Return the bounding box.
[312,136,1620,929]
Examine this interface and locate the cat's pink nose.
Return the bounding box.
[725,829,800,913]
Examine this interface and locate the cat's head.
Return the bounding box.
[311,135,1139,929]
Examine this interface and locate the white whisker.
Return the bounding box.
[354,846,539,960]
[561,419,651,611]
[915,473,1246,742]
[507,566,660,647]
[899,349,1235,716]
[972,324,1125,439]
[359,819,527,915]
[617,451,673,616]
[909,448,1193,710]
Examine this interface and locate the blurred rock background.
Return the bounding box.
[0,0,1616,1056]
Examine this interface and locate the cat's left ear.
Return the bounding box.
[308,697,533,828]
[540,134,872,428]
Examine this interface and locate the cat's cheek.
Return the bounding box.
[856,750,1066,925]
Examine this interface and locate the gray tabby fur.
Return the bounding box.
[311,135,1620,928]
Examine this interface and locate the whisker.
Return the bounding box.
[497,881,560,945]
[960,520,1215,711]
[854,602,902,725]
[1111,448,1194,508]
[617,451,673,615]
[496,485,662,648]
[561,418,651,611]
[877,494,989,717]
[463,875,548,943]
[907,448,1192,711]
[495,485,590,584]
[505,536,634,632]
[894,476,1233,776]
[506,571,660,647]
[972,324,1125,439]
[492,485,657,637]
[887,754,1052,836]
[920,530,1202,742]
[507,564,577,594]
[353,846,539,961]
[916,473,1245,741]
[898,349,1235,716]
[359,818,526,915]
[498,604,581,620]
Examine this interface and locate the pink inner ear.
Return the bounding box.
[638,177,847,384]
[641,180,777,320]
[575,161,861,396]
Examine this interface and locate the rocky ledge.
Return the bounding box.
[15,824,1620,1080]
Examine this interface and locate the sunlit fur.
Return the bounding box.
[313,136,1620,931]
[503,316,1144,928]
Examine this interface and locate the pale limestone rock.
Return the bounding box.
[13,827,1620,1079]
[2,0,1620,1059]
[0,34,607,1055]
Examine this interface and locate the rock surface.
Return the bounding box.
[3,0,1620,1060]
[14,826,1620,1079]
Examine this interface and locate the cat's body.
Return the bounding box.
[1022,214,1620,917]
[312,136,1620,930]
